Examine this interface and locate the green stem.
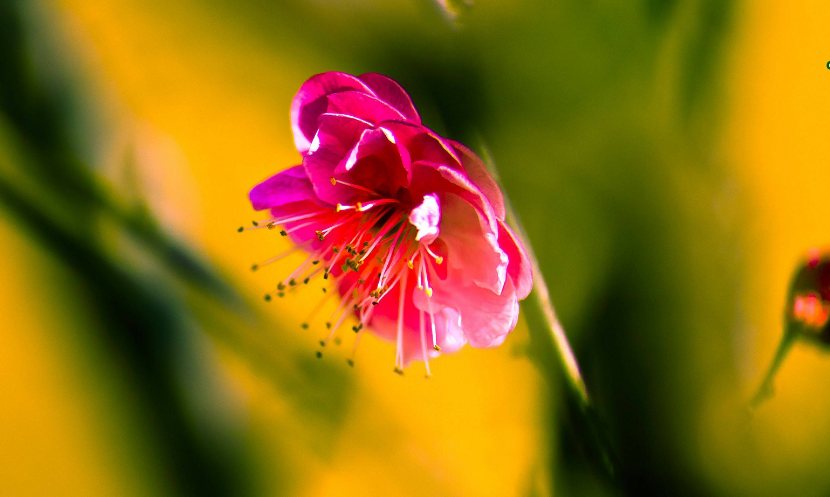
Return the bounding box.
[749,326,797,411]
[477,144,590,405]
[505,209,590,407]
[476,143,613,477]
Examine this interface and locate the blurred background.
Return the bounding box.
[0,0,828,495]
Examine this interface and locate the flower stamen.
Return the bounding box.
[427,297,440,351]
[395,269,408,372]
[424,243,443,264]
[330,177,383,197]
[419,307,431,377]
[250,243,306,272]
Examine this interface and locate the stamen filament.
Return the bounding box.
[358,199,399,211]
[328,278,362,326]
[322,211,362,236]
[330,177,383,197]
[378,224,409,289]
[282,255,314,287]
[251,243,305,271]
[420,308,431,377]
[349,328,365,367]
[271,210,326,226]
[359,211,405,262]
[396,269,408,371]
[424,243,444,264]
[323,297,352,346]
[302,291,334,328]
[428,297,439,351]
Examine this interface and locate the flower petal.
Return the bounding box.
[448,140,506,221]
[291,72,372,155]
[497,220,533,299]
[410,162,498,234]
[357,73,421,123]
[333,127,411,197]
[326,91,408,125]
[248,165,322,211]
[377,121,462,168]
[415,272,519,349]
[437,191,508,295]
[303,113,372,204]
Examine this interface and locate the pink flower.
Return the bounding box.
[247,72,532,373]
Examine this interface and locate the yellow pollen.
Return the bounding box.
[435,256,443,264]
[433,345,441,351]
[356,202,364,211]
[330,177,337,185]
[426,287,433,297]
[407,260,414,269]
[336,203,343,212]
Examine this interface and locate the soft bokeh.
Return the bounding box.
[0,0,828,495]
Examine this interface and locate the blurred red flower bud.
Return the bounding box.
[788,248,830,338]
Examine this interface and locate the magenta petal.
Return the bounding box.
[335,127,404,174]
[380,121,462,168]
[358,73,421,123]
[415,272,519,349]
[291,72,373,155]
[333,127,411,195]
[498,220,533,300]
[448,141,506,221]
[249,165,322,211]
[326,91,408,125]
[410,161,499,235]
[303,113,372,204]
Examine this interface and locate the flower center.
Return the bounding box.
[242,179,445,371]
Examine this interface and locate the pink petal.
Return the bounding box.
[448,141,506,221]
[377,121,462,168]
[436,191,508,295]
[408,193,441,244]
[326,91,408,125]
[291,72,372,155]
[303,113,372,204]
[333,127,411,197]
[409,162,510,294]
[497,220,533,300]
[415,272,519,349]
[357,73,421,123]
[248,165,323,211]
[410,162,499,235]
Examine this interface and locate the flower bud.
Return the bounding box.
[788,248,830,339]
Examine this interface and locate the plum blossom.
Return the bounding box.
[245,72,531,373]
